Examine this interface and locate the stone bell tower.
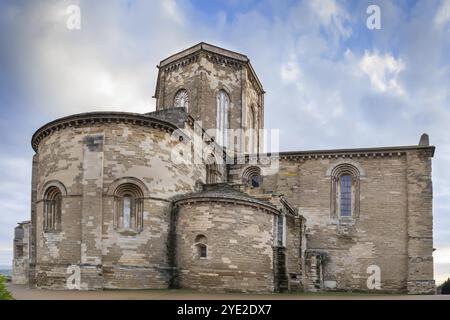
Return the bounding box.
[154,42,265,154]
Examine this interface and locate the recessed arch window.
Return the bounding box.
[194,234,208,259]
[340,175,352,217]
[242,166,262,188]
[206,154,220,184]
[248,105,258,154]
[174,89,189,110]
[43,186,62,232]
[114,183,144,232]
[330,164,361,219]
[216,90,230,148]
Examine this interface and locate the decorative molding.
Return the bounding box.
[31,112,180,152]
[232,146,435,164]
[174,196,279,215]
[164,54,200,72]
[326,159,366,177]
[39,180,68,201]
[105,177,149,197]
[205,52,244,70]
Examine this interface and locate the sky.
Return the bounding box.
[0,0,449,284]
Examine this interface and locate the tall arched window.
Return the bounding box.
[340,175,352,217]
[330,164,361,219]
[114,183,144,232]
[206,154,219,184]
[195,234,208,259]
[174,89,189,110]
[216,90,230,148]
[249,106,255,129]
[43,186,62,232]
[248,105,258,154]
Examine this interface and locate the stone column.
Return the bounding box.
[80,134,104,290]
[29,154,39,287]
[406,149,435,294]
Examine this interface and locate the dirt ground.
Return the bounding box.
[7,284,450,300]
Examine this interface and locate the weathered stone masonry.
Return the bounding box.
[13,42,435,294]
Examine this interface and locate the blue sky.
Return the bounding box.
[0,0,449,284]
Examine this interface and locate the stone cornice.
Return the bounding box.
[233,145,435,163]
[278,145,436,159]
[159,42,249,67]
[154,42,265,97]
[31,112,180,152]
[174,194,279,215]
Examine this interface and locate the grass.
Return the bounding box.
[0,275,14,300]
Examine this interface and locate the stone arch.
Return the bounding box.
[326,159,365,177]
[42,181,66,232]
[328,162,362,219]
[106,177,150,197]
[173,88,190,111]
[109,179,146,232]
[213,85,232,104]
[215,89,231,148]
[40,180,67,201]
[194,234,208,259]
[242,166,262,187]
[205,154,220,184]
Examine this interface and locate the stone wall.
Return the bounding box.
[12,221,31,284]
[175,200,276,293]
[229,147,434,294]
[31,112,221,289]
[155,44,264,154]
[406,149,435,294]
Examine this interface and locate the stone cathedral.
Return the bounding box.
[12,43,435,294]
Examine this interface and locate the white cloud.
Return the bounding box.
[435,0,450,27]
[435,246,450,264]
[162,0,185,25]
[2,0,197,118]
[309,0,351,38]
[359,51,405,96]
[280,57,301,83]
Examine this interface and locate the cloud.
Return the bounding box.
[280,56,301,83]
[309,0,352,39]
[0,155,30,266]
[435,0,450,27]
[359,51,405,95]
[0,0,198,118]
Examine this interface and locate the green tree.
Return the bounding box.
[441,278,450,295]
[0,275,14,300]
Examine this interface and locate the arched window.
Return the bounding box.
[249,105,255,129]
[242,166,262,188]
[206,154,219,184]
[339,175,352,217]
[330,164,361,219]
[114,183,144,232]
[43,186,62,232]
[174,89,189,110]
[216,90,230,148]
[195,235,208,259]
[248,105,258,154]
